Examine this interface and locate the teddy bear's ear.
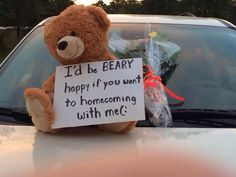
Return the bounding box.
[44,16,62,41]
[44,20,51,34]
[44,20,52,43]
[44,17,57,37]
[87,6,110,31]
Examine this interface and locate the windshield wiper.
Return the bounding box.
[172,109,236,128]
[0,107,32,125]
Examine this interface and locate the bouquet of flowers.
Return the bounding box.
[109,28,184,127]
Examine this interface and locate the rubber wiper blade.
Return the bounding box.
[172,109,236,128]
[172,109,236,119]
[0,107,32,125]
[0,107,27,116]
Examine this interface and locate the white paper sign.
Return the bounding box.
[52,58,145,129]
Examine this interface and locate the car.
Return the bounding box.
[0,14,236,176]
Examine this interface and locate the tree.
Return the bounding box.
[93,0,109,12]
[0,0,74,38]
[176,0,235,23]
[42,0,74,17]
[140,0,236,24]
[92,0,236,24]
[108,0,128,13]
[124,0,142,14]
[94,0,142,13]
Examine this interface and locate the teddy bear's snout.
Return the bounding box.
[57,36,85,60]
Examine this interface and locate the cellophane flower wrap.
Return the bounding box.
[144,24,185,127]
[108,24,183,127]
[143,66,172,126]
[143,27,175,127]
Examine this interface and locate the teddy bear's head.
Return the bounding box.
[44,5,110,65]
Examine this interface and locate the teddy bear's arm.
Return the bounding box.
[100,51,117,61]
[42,74,55,101]
[24,74,56,133]
[98,121,137,133]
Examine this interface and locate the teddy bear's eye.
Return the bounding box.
[70,31,76,36]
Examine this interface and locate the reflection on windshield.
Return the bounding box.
[0,24,236,111]
[109,24,236,110]
[0,27,58,107]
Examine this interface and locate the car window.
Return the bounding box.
[0,27,58,108]
[0,23,236,111]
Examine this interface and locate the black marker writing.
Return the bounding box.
[123,74,141,85]
[105,105,127,117]
[79,95,136,106]
[88,64,97,74]
[103,59,134,71]
[64,65,82,78]
[77,107,101,119]
[103,79,120,90]
[64,82,89,94]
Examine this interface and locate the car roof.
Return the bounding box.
[40,14,235,28]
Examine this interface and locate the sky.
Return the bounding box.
[74,0,111,5]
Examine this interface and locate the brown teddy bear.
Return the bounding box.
[24,5,136,133]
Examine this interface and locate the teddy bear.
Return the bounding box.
[24,5,136,133]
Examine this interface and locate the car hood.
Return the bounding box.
[0,125,236,176]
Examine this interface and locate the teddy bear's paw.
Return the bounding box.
[26,98,51,132]
[98,121,137,133]
[24,88,54,133]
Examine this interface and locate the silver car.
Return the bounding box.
[0,15,236,176]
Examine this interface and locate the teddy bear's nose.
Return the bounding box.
[58,41,68,50]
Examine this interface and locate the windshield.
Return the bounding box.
[109,23,236,111]
[0,23,236,112]
[0,27,58,108]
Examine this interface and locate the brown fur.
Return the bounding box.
[24,5,136,133]
[44,5,112,65]
[98,121,137,134]
[24,88,54,129]
[42,74,55,93]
